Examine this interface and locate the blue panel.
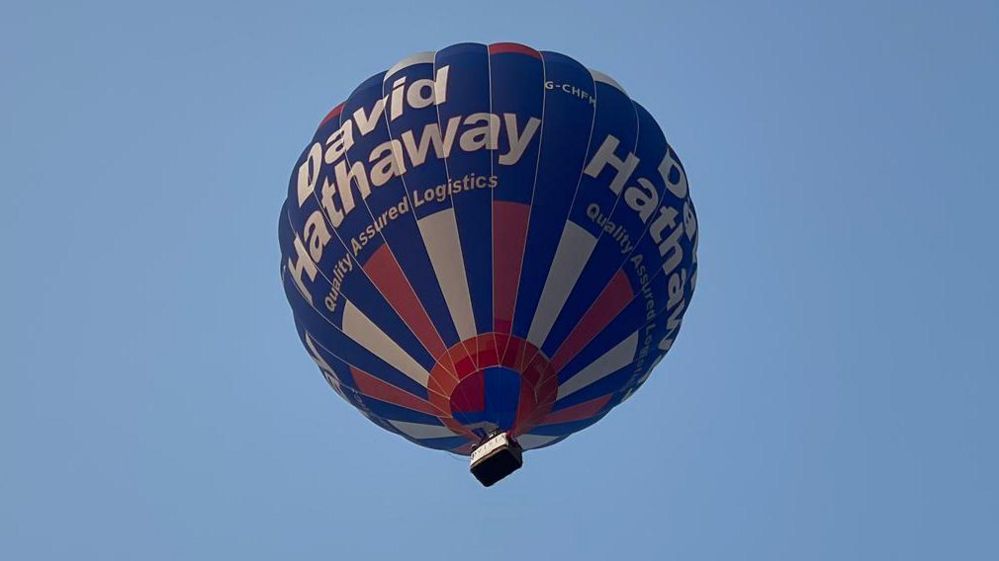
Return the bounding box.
[541,86,645,356]
[484,367,522,430]
[489,46,544,206]
[511,51,596,339]
[435,43,494,334]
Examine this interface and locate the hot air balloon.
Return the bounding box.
[279,42,698,486]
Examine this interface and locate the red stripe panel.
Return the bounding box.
[464,337,479,370]
[350,367,442,417]
[514,354,557,431]
[488,42,541,58]
[319,102,345,127]
[551,269,634,372]
[540,395,612,426]
[476,334,500,367]
[435,351,458,384]
[364,244,449,361]
[454,356,477,378]
[493,202,530,333]
[450,372,485,413]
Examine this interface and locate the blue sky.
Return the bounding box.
[2,1,996,559]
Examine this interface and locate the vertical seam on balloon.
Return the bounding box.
[339,75,471,387]
[545,101,642,376]
[523,64,605,356]
[500,45,547,363]
[547,97,646,364]
[431,47,478,353]
[519,54,600,404]
[332,79,446,384]
[335,78,438,372]
[297,101,457,389]
[282,263,453,404]
[302,188,459,387]
[551,135,695,402]
[430,51,474,415]
[431,46,476,426]
[615,280,695,401]
[282,211,442,397]
[556,330,640,399]
[377,59,450,354]
[376,53,465,386]
[350,366,451,417]
[546,76,642,348]
[486,43,501,376]
[306,334,387,426]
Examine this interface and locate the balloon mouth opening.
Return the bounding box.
[427,333,559,441]
[449,366,522,437]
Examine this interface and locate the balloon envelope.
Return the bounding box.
[279,42,698,455]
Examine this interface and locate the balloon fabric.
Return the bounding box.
[279,42,699,456]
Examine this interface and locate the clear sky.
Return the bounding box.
[2,1,997,559]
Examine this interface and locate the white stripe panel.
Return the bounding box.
[388,420,460,440]
[517,434,562,450]
[386,51,435,78]
[342,301,429,386]
[527,222,598,346]
[556,331,640,400]
[417,209,477,340]
[589,68,627,94]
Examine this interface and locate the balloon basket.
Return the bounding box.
[469,432,523,487]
